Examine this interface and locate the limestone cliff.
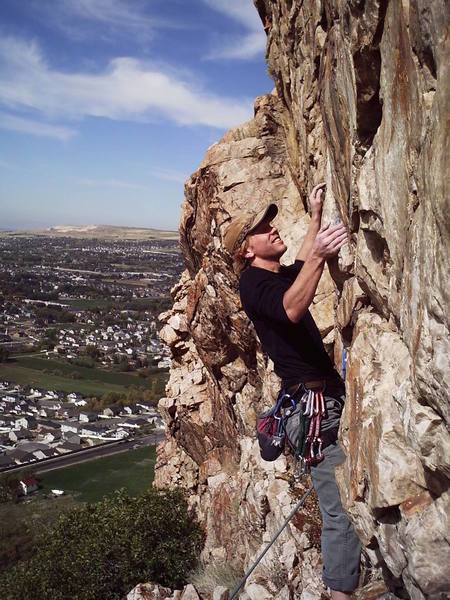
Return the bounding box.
[154,2,449,598]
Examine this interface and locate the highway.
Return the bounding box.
[6,430,165,475]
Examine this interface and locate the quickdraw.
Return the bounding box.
[288,388,326,483]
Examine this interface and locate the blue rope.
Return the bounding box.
[342,347,347,381]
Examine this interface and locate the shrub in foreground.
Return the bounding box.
[1,488,204,600]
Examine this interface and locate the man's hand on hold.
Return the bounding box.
[310,222,348,260]
[309,182,326,219]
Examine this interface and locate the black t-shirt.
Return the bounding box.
[239,261,339,386]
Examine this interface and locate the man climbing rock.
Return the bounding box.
[224,184,362,599]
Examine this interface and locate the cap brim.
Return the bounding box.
[248,203,278,234]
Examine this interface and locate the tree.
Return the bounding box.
[85,344,100,361]
[1,488,204,600]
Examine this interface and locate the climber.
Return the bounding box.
[223,184,362,599]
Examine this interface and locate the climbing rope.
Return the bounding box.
[229,484,314,600]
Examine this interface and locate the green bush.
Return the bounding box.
[1,488,204,599]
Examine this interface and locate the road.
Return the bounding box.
[6,430,165,475]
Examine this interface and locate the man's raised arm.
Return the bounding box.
[296,183,325,261]
[284,222,348,323]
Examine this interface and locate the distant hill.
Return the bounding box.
[0,224,179,240]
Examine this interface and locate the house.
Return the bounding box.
[33,448,56,460]
[43,429,62,444]
[109,428,129,439]
[8,448,34,465]
[18,477,39,496]
[38,407,54,418]
[9,429,33,443]
[103,406,121,417]
[38,419,62,430]
[79,412,98,423]
[16,441,52,454]
[60,422,83,434]
[38,399,61,411]
[63,432,81,445]
[55,442,80,454]
[119,418,147,429]
[0,415,16,427]
[80,424,102,437]
[136,403,156,414]
[66,392,86,405]
[15,416,38,430]
[57,403,78,419]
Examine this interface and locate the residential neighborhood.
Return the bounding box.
[0,380,164,471]
[0,235,182,370]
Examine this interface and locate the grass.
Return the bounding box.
[0,356,167,397]
[37,445,157,503]
[0,362,167,397]
[0,493,79,571]
[189,560,243,595]
[62,298,113,310]
[0,445,157,571]
[16,356,155,387]
[62,297,170,311]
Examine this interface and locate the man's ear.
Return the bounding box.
[243,245,254,260]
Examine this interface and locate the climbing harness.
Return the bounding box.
[229,483,314,600]
[282,387,326,482]
[257,386,327,481]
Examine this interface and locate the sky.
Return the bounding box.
[0,0,272,231]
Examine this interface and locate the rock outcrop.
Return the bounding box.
[154,2,449,598]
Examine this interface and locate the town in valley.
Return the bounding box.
[0,225,183,481]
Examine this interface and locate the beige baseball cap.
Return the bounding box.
[223,203,278,255]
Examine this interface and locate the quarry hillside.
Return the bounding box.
[136,2,450,599]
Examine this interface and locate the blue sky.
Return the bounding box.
[0,0,272,231]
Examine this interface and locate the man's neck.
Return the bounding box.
[250,257,281,273]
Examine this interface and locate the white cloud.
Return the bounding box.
[0,36,254,130]
[0,112,76,141]
[28,0,179,43]
[203,1,261,30]
[150,167,189,184]
[207,31,267,61]
[78,178,149,191]
[202,0,266,60]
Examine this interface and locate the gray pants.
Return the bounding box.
[310,440,361,592]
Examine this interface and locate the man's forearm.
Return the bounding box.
[286,221,348,322]
[283,254,325,323]
[296,213,321,261]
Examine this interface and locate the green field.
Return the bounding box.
[62,298,113,310]
[62,297,171,311]
[38,445,157,503]
[0,446,158,571]
[0,356,167,397]
[0,492,79,571]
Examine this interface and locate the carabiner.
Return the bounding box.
[313,392,320,416]
[319,391,325,416]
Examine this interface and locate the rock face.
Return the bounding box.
[154,1,449,598]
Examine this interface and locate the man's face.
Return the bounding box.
[245,219,287,261]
